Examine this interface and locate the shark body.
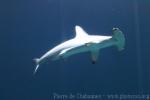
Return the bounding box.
[34,26,125,73]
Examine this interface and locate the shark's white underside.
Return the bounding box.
[34,25,125,73]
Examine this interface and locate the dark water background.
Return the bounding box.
[0,0,150,99]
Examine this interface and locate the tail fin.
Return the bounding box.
[112,28,125,51]
[33,58,40,74]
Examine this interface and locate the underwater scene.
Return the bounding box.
[0,0,150,100]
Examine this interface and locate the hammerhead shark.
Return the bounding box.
[34,25,125,73]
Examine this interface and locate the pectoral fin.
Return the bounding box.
[85,43,93,46]
[91,50,99,64]
[85,40,100,47]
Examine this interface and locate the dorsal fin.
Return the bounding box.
[75,25,88,38]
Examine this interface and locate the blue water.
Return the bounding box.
[1,0,150,99]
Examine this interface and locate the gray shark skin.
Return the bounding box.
[33,25,125,73]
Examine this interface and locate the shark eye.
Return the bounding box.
[112,28,119,32]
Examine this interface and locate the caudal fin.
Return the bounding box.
[112,28,125,51]
[33,58,40,74]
